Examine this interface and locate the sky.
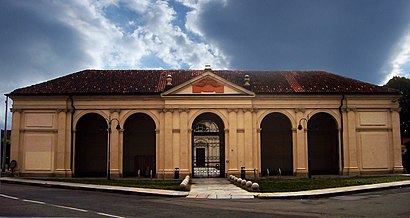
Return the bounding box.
[1,0,410,129]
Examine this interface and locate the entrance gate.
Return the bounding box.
[192,113,225,178]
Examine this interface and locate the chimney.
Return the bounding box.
[204,64,212,71]
[166,74,173,86]
[244,74,250,87]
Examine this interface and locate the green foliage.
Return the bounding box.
[253,176,410,192]
[385,76,410,137]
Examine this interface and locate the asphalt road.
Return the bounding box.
[0,183,409,217]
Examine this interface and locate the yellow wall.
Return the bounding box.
[9,93,402,177]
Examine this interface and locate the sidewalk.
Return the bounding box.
[1,176,410,199]
[0,177,188,197]
[255,180,410,199]
[187,178,254,199]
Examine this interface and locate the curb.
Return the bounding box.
[0,177,189,198]
[254,180,410,199]
[2,177,409,199]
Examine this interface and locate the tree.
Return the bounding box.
[385,76,410,138]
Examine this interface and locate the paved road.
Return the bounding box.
[1,183,409,217]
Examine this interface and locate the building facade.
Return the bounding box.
[7,68,403,178]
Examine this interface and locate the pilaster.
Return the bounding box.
[252,109,259,174]
[346,108,359,175]
[110,110,120,176]
[172,109,180,169]
[55,109,67,174]
[10,109,22,171]
[237,109,245,168]
[295,109,308,176]
[164,109,173,172]
[391,109,403,173]
[179,109,189,172]
[228,109,238,171]
[65,109,73,176]
[244,109,253,168]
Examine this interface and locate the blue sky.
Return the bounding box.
[1,0,410,127]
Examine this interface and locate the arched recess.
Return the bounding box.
[192,112,225,178]
[260,112,293,176]
[75,113,107,177]
[123,113,156,177]
[308,112,339,175]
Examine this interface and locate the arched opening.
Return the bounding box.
[75,113,107,177]
[192,113,225,178]
[123,113,156,177]
[260,113,293,176]
[308,112,339,175]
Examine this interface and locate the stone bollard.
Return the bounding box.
[237,178,242,184]
[180,175,190,189]
[241,179,247,186]
[246,181,252,187]
[251,182,259,191]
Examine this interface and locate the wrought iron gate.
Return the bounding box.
[192,120,222,178]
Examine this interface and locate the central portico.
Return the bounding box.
[159,71,256,178]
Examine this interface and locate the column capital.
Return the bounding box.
[346,108,357,112]
[178,108,189,113]
[57,109,69,113]
[109,109,121,113]
[161,108,174,113]
[227,108,239,113]
[10,108,22,113]
[390,108,401,112]
[243,108,254,113]
[295,108,305,113]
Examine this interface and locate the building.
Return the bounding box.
[6,67,403,178]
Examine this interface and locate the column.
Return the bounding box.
[10,109,22,171]
[237,109,245,169]
[65,109,73,177]
[110,109,120,178]
[244,109,253,169]
[55,109,67,175]
[228,109,238,174]
[172,109,180,169]
[179,109,189,175]
[295,109,308,176]
[346,108,359,175]
[391,109,403,173]
[253,109,260,176]
[158,110,165,176]
[164,109,173,177]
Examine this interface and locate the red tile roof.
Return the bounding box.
[8,69,399,95]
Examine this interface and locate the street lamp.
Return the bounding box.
[297,117,308,130]
[106,117,121,180]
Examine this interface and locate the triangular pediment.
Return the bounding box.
[161,72,255,97]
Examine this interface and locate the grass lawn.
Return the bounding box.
[248,176,410,192]
[32,178,188,191]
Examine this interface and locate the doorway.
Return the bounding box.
[192,113,225,178]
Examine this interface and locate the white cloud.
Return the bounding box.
[52,0,230,69]
[383,27,410,84]
[0,0,230,127]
